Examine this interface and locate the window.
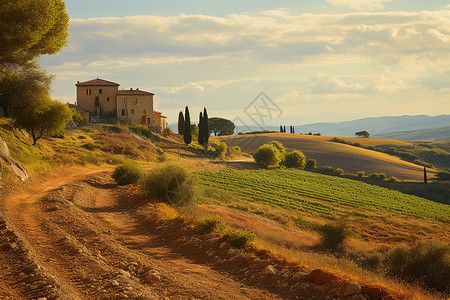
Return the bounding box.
[107,97,110,102]
[143,109,146,114]
[99,89,102,94]
[131,109,135,115]
[86,88,91,95]
[121,109,125,116]
[95,96,99,106]
[134,97,137,104]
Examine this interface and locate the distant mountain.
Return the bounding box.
[374,126,450,141]
[169,114,450,141]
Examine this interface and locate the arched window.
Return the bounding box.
[121,109,125,116]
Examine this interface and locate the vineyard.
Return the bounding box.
[196,169,450,221]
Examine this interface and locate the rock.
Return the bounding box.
[264,265,276,276]
[142,272,161,283]
[309,269,337,285]
[111,280,119,286]
[341,283,361,297]
[292,271,308,281]
[362,286,383,299]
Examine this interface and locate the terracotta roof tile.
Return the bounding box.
[117,89,154,96]
[76,78,120,86]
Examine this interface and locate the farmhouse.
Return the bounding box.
[75,78,167,132]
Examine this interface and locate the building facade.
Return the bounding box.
[75,78,167,130]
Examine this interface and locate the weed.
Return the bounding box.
[195,215,226,234]
[112,163,142,186]
[223,228,256,248]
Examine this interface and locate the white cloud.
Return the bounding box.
[42,9,450,124]
[327,0,392,10]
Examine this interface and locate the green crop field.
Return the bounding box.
[196,169,450,221]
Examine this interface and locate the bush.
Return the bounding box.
[368,173,380,180]
[223,228,256,248]
[211,140,227,157]
[357,171,365,177]
[140,162,196,207]
[319,221,352,251]
[335,168,344,175]
[305,159,317,169]
[268,141,286,154]
[230,146,242,156]
[253,144,283,167]
[388,176,398,182]
[283,150,306,168]
[162,127,174,136]
[195,215,226,234]
[385,240,450,293]
[113,164,142,186]
[378,173,386,180]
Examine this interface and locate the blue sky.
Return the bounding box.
[41,1,450,126]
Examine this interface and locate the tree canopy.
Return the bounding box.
[0,0,69,65]
[208,117,235,136]
[355,131,370,138]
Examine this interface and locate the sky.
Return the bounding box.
[41,0,450,127]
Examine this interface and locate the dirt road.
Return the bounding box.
[0,168,324,299]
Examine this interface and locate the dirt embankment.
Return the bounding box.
[0,169,400,299]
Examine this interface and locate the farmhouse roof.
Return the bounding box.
[117,88,154,96]
[76,78,120,86]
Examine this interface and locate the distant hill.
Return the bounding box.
[374,126,450,141]
[169,114,450,141]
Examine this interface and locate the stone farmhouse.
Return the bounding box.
[75,78,167,132]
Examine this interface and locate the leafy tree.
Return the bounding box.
[183,106,191,145]
[0,0,69,64]
[355,130,370,138]
[283,150,306,168]
[208,117,235,136]
[203,107,209,146]
[15,97,72,145]
[198,111,204,145]
[71,108,83,124]
[305,159,317,169]
[177,111,185,135]
[190,124,198,137]
[253,144,283,167]
[0,62,53,117]
[268,140,286,154]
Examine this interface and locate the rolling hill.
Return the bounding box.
[214,133,437,180]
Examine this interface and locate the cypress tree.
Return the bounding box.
[424,166,428,184]
[198,112,204,145]
[283,126,286,133]
[280,125,283,133]
[177,111,185,134]
[292,126,295,134]
[183,106,192,145]
[203,107,209,147]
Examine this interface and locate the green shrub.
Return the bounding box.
[357,171,365,177]
[305,159,317,169]
[230,146,242,156]
[368,173,380,180]
[283,150,306,168]
[319,221,352,251]
[210,141,227,157]
[335,168,344,175]
[385,240,450,293]
[268,141,286,154]
[353,251,384,271]
[388,176,398,182]
[378,173,386,180]
[140,162,196,206]
[162,127,174,136]
[195,215,226,234]
[113,164,142,186]
[223,228,256,248]
[253,144,283,167]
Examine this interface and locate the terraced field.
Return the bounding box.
[197,169,450,221]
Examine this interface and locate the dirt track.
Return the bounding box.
[0,168,334,300]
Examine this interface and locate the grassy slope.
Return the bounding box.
[197,169,450,221]
[215,133,439,180]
